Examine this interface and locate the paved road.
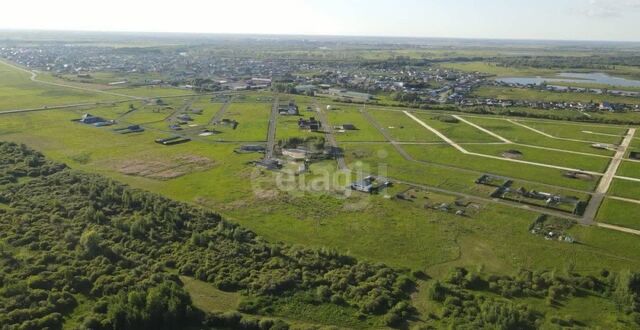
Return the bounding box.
[265,96,280,159]
[583,128,637,224]
[316,101,347,170]
[597,128,636,194]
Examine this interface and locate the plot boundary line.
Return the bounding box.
[403,111,604,176]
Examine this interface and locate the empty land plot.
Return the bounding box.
[0,62,116,110]
[402,144,597,191]
[463,143,610,173]
[608,179,640,200]
[616,161,640,179]
[597,198,640,231]
[412,113,503,143]
[327,106,386,142]
[566,225,640,269]
[459,116,615,156]
[628,138,640,155]
[515,120,627,144]
[114,154,214,180]
[368,109,446,142]
[211,102,271,142]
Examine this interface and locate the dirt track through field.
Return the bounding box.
[265,96,279,159]
[0,59,145,100]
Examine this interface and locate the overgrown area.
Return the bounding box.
[422,267,640,329]
[0,142,413,329]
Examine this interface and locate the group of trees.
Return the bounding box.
[426,267,640,329]
[391,92,422,104]
[0,142,66,185]
[0,142,414,329]
[272,83,300,95]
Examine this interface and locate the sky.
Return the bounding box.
[1,0,640,41]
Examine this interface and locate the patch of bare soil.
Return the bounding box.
[115,155,214,180]
[564,171,594,181]
[254,189,279,200]
[501,150,523,159]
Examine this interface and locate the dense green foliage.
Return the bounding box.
[0,142,413,329]
[0,143,66,185]
[426,267,640,329]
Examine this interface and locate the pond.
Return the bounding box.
[496,72,640,88]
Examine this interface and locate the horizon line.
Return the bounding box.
[1,27,640,45]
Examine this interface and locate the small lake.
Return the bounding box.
[496,72,640,88]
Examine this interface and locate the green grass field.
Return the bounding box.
[608,178,640,200]
[459,116,617,156]
[597,198,640,230]
[463,143,610,173]
[617,160,640,179]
